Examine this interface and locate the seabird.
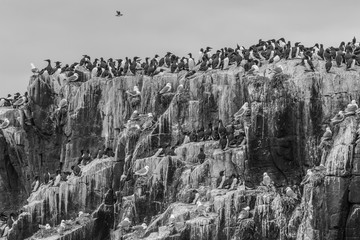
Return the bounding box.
[238,206,250,220]
[285,187,297,199]
[159,83,172,95]
[134,165,149,176]
[118,217,131,229]
[321,127,332,141]
[262,172,272,186]
[67,73,79,82]
[197,148,206,164]
[330,111,345,125]
[234,102,250,120]
[229,177,238,190]
[0,118,10,129]
[30,63,39,75]
[115,11,123,17]
[300,169,313,186]
[217,171,226,189]
[12,92,28,107]
[57,220,66,235]
[325,58,333,73]
[126,86,141,97]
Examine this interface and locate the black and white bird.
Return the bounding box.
[134,165,149,176]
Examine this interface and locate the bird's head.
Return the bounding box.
[124,217,130,222]
[155,54,159,58]
[352,100,357,104]
[44,59,51,62]
[263,172,268,176]
[243,206,250,211]
[141,223,147,229]
[61,220,65,224]
[147,113,153,118]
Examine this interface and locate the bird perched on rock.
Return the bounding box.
[130,110,140,121]
[261,172,272,187]
[285,187,297,199]
[0,118,10,129]
[57,99,68,111]
[272,65,283,74]
[39,223,51,230]
[238,206,250,220]
[67,73,79,82]
[229,177,238,190]
[191,191,200,204]
[197,148,206,164]
[218,120,227,137]
[12,92,28,108]
[141,113,154,130]
[304,56,315,72]
[234,102,250,120]
[345,100,358,115]
[212,126,220,140]
[300,169,313,186]
[118,217,131,230]
[217,171,226,189]
[159,83,172,95]
[325,58,333,73]
[30,63,39,75]
[196,200,208,217]
[134,166,149,176]
[132,223,148,231]
[330,111,345,126]
[321,127,332,141]
[57,220,66,235]
[219,135,227,150]
[126,86,141,97]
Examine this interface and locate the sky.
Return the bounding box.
[0,0,359,97]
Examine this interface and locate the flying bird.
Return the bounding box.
[116,11,123,17]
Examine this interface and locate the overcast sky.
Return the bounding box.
[0,0,359,97]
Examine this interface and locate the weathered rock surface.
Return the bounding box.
[1,60,360,239]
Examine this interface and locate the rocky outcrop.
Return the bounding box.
[1,60,360,239]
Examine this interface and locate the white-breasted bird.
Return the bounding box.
[30,63,39,75]
[0,118,10,129]
[134,166,149,176]
[159,83,172,95]
[300,169,313,186]
[118,217,131,230]
[234,102,250,119]
[285,186,297,199]
[321,127,332,141]
[262,172,272,186]
[238,206,250,220]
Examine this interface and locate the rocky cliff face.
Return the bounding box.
[1,60,360,239]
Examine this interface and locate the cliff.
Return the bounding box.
[1,59,360,240]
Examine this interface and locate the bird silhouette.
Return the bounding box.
[116,11,123,17]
